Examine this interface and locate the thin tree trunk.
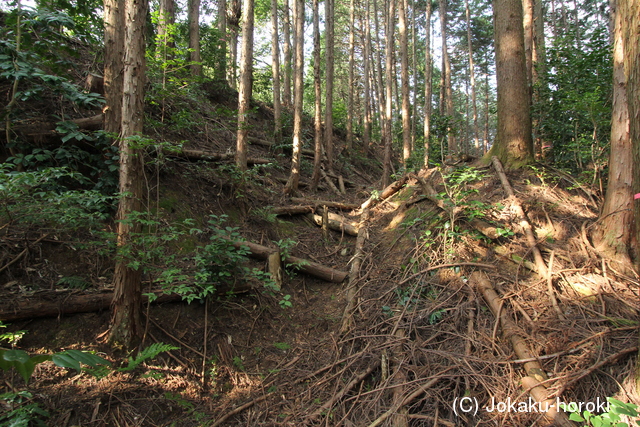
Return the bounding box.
[399,0,411,164]
[271,0,282,145]
[284,0,304,195]
[439,0,455,153]
[373,0,386,146]
[382,0,395,188]
[216,0,228,81]
[324,0,335,170]
[228,0,241,87]
[423,0,432,168]
[311,0,323,190]
[283,0,292,108]
[465,0,479,153]
[236,0,254,171]
[363,0,372,152]
[346,0,356,151]
[188,0,202,77]
[109,0,148,349]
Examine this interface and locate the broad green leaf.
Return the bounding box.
[51,353,81,372]
[2,349,30,363]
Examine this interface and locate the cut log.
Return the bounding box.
[229,240,348,283]
[291,198,359,211]
[360,174,411,210]
[306,212,359,236]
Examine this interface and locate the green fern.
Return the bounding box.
[118,343,178,372]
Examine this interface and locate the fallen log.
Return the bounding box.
[0,284,254,322]
[306,212,359,236]
[272,205,314,216]
[471,271,574,427]
[360,174,411,211]
[341,208,369,332]
[290,198,359,211]
[229,239,348,283]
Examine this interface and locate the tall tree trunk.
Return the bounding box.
[109,0,148,349]
[363,0,372,152]
[532,0,546,158]
[228,0,241,87]
[439,0,455,153]
[284,0,304,195]
[487,0,534,167]
[423,0,432,168]
[399,0,411,164]
[592,0,633,273]
[346,0,356,152]
[216,0,228,81]
[188,0,202,77]
[271,0,282,145]
[283,0,292,108]
[311,0,323,190]
[104,0,124,136]
[465,0,479,153]
[157,0,175,58]
[382,0,395,188]
[373,0,386,144]
[522,0,534,88]
[324,0,335,171]
[236,0,254,171]
[618,0,640,393]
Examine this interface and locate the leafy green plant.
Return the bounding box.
[0,348,111,384]
[560,397,640,427]
[118,342,178,373]
[0,391,49,427]
[273,342,290,351]
[0,322,26,346]
[279,294,293,309]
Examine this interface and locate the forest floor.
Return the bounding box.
[1,81,639,427]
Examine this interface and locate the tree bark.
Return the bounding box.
[216,0,228,81]
[592,1,633,273]
[188,0,202,77]
[284,0,304,195]
[486,0,534,167]
[363,0,372,152]
[270,0,282,146]
[382,0,395,188]
[228,0,241,87]
[398,0,411,164]
[324,0,335,171]
[439,0,456,153]
[423,0,432,168]
[236,0,254,171]
[109,0,148,349]
[311,0,323,191]
[156,0,176,58]
[103,0,124,137]
[465,0,479,153]
[282,0,292,108]
[346,0,356,152]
